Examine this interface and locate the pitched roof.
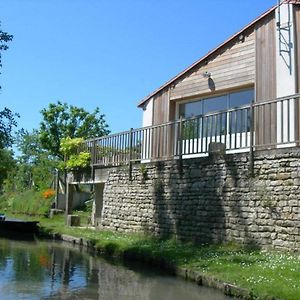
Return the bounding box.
[137,1,299,108]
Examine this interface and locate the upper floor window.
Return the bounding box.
[178,88,254,118]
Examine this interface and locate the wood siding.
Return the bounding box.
[169,32,256,101]
[255,12,276,101]
[152,89,175,158]
[255,12,277,147]
[153,89,170,125]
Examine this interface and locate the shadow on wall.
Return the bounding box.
[147,149,261,246]
[148,155,227,243]
[223,155,258,248]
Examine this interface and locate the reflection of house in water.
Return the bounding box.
[1,240,224,299]
[46,243,222,300]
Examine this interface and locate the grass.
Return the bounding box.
[0,190,53,216]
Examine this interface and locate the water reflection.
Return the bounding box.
[0,238,231,300]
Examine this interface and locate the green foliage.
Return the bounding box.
[139,164,148,182]
[39,101,110,159]
[3,130,58,193]
[16,129,46,164]
[182,120,198,140]
[0,25,15,148]
[0,149,16,192]
[0,108,19,149]
[0,189,53,216]
[0,25,16,190]
[60,137,84,156]
[0,24,13,83]
[59,137,91,170]
[65,152,91,170]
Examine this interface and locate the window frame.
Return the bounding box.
[176,87,255,120]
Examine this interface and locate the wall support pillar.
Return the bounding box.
[93,183,105,227]
[65,183,74,225]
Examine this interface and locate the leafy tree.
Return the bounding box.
[39,101,110,159]
[16,129,46,164]
[0,148,15,192]
[15,130,57,191]
[2,130,58,193]
[0,23,13,82]
[0,107,19,149]
[0,25,17,149]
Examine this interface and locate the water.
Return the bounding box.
[0,237,232,300]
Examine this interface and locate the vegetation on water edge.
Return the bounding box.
[0,190,54,216]
[4,211,299,300]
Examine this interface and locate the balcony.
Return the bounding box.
[78,93,300,169]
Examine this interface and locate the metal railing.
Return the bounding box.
[78,93,300,168]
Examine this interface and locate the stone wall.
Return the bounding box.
[97,147,300,250]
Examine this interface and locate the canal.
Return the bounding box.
[0,237,232,299]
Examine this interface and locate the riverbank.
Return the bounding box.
[6,213,300,300]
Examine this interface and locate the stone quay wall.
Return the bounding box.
[98,147,300,250]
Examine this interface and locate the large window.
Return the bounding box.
[178,88,254,118]
[179,88,254,142]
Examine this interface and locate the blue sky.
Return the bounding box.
[0,0,276,135]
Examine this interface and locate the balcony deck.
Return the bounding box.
[78,94,300,170]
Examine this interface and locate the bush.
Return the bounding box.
[1,190,54,216]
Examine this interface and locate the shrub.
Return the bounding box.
[42,188,55,199]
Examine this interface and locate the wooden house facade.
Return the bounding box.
[75,1,300,169]
[138,1,300,154]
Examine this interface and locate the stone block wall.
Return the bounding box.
[98,147,300,250]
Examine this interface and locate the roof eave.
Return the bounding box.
[137,4,279,108]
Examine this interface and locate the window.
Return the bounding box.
[179,88,254,140]
[179,99,203,118]
[203,95,228,114]
[229,89,254,108]
[179,88,254,118]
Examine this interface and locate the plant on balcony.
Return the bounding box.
[60,137,91,171]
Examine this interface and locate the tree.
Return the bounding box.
[12,130,57,191]
[0,148,16,192]
[0,25,16,148]
[16,129,46,164]
[0,107,19,149]
[0,23,13,82]
[39,101,110,159]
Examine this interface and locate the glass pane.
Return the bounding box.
[201,112,227,137]
[179,100,203,118]
[203,95,228,114]
[228,108,250,134]
[229,89,254,108]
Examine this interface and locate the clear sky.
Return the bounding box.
[0,0,276,135]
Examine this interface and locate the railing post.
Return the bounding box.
[91,140,96,181]
[249,100,255,177]
[129,128,133,180]
[178,116,183,174]
[54,168,59,209]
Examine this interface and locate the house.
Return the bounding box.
[137,0,300,158]
[66,1,300,249]
[75,0,300,167]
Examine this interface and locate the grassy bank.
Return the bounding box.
[0,190,53,216]
[5,212,300,300]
